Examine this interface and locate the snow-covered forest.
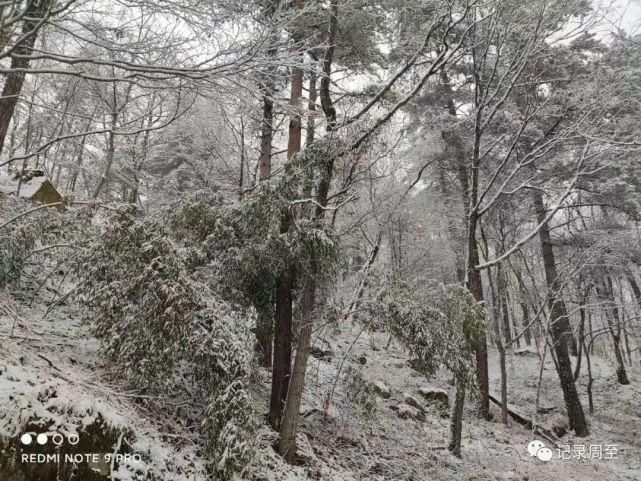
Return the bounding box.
[0,0,640,480]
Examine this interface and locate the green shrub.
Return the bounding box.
[375,282,484,392]
[74,212,255,479]
[343,366,378,420]
[0,196,66,287]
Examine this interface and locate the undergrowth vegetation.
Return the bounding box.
[375,282,485,393]
[73,207,256,479]
[0,195,72,287]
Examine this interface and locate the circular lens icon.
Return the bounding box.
[36,433,48,445]
[67,433,79,445]
[52,433,64,446]
[20,434,33,445]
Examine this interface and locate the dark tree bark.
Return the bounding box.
[278,1,338,460]
[257,2,278,183]
[479,225,507,425]
[441,69,489,420]
[92,83,119,199]
[448,380,466,457]
[498,268,513,347]
[489,265,508,425]
[269,264,294,429]
[0,0,53,157]
[258,87,274,182]
[238,117,245,197]
[269,0,305,430]
[467,220,490,419]
[306,66,317,146]
[68,134,87,193]
[567,324,578,357]
[533,191,589,436]
[596,277,630,385]
[255,84,275,366]
[498,285,510,423]
[278,275,315,462]
[574,285,588,381]
[584,337,594,414]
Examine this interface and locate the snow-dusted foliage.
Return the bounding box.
[168,152,343,354]
[75,215,200,388]
[375,282,485,391]
[0,214,42,286]
[343,366,378,420]
[203,380,254,478]
[73,209,255,479]
[170,192,282,323]
[0,195,69,286]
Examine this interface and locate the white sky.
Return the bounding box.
[610,0,641,34]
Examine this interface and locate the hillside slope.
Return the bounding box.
[1,287,639,481]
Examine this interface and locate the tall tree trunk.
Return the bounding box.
[258,86,274,182]
[278,275,316,462]
[68,133,87,193]
[498,292,509,422]
[92,102,118,199]
[238,117,245,198]
[597,278,630,385]
[479,225,507,425]
[278,1,338,460]
[257,2,278,183]
[491,264,508,425]
[441,69,489,419]
[574,287,588,381]
[509,294,521,349]
[517,280,533,346]
[129,110,152,207]
[584,337,594,414]
[498,268,513,347]
[269,264,294,429]
[244,86,272,358]
[306,67,317,146]
[467,218,490,419]
[0,0,53,157]
[567,325,578,357]
[533,191,589,436]
[269,0,305,430]
[448,379,466,457]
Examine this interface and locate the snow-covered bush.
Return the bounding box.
[0,215,43,286]
[74,211,255,479]
[203,380,254,478]
[171,192,282,320]
[75,214,201,389]
[343,366,378,420]
[0,195,67,286]
[169,181,341,362]
[375,282,484,392]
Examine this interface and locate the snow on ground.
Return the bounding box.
[256,321,641,481]
[1,273,639,480]
[0,289,208,480]
[0,174,49,199]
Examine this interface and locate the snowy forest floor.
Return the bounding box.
[1,283,639,481]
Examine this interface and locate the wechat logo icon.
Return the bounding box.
[527,439,553,462]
